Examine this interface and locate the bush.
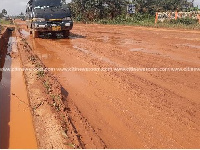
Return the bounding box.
[0,19,12,25]
[169,18,198,25]
[73,12,200,30]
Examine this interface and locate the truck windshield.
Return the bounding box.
[34,0,62,8]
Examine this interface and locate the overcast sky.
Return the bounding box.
[0,0,200,15]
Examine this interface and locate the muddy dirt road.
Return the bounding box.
[17,20,200,148]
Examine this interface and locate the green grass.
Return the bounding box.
[0,19,12,25]
[73,14,200,30]
[154,18,200,30]
[155,22,200,30]
[0,19,12,33]
[0,25,4,33]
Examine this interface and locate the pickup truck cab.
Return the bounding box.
[26,0,73,38]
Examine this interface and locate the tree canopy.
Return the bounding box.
[1,9,7,16]
[0,9,7,18]
[135,0,194,14]
[69,0,195,21]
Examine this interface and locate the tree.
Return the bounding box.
[2,9,7,16]
[69,0,195,22]
[20,12,24,16]
[69,0,128,21]
[135,0,194,14]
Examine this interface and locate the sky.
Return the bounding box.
[0,0,200,15]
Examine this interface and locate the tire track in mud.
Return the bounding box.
[17,20,200,148]
[62,92,107,148]
[35,37,200,148]
[15,22,107,149]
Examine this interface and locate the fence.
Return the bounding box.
[155,11,200,24]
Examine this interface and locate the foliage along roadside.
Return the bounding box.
[73,13,200,30]
[69,0,196,21]
[0,19,12,25]
[69,0,200,30]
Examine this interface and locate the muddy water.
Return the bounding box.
[0,32,37,148]
[0,31,11,149]
[20,29,30,38]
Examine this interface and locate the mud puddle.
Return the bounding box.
[178,44,200,49]
[130,48,161,55]
[0,31,37,149]
[73,45,89,54]
[19,29,30,38]
[92,35,140,46]
[0,30,11,149]
[72,45,118,66]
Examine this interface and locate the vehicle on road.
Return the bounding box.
[25,0,73,38]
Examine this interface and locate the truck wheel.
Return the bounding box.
[33,29,39,38]
[63,30,69,38]
[52,32,57,38]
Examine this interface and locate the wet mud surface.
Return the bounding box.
[16,20,200,148]
[0,28,11,149]
[0,28,37,149]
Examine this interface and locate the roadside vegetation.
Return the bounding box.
[0,19,12,25]
[0,9,7,32]
[0,19,13,33]
[95,15,200,30]
[0,8,13,33]
[69,0,200,29]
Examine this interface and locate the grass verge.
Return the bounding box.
[0,19,13,33]
[0,19,12,25]
[74,14,200,30]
